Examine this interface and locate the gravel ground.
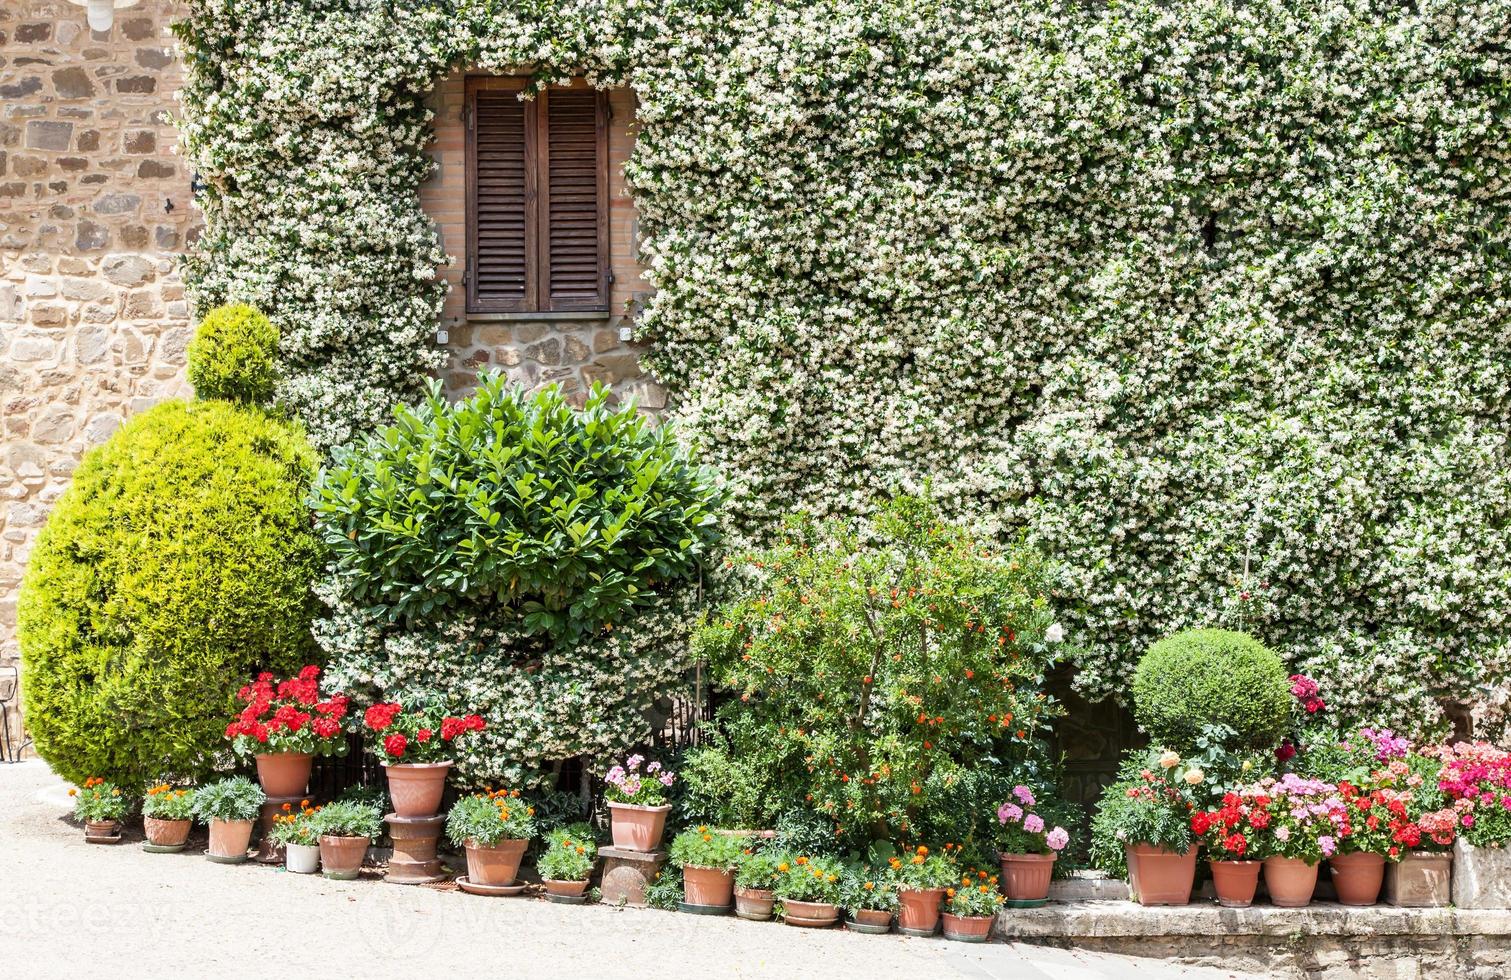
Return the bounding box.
[2,760,1256,980]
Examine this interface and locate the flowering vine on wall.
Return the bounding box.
[175,0,1511,738]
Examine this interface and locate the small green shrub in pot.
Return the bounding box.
[945,880,1005,918]
[1131,629,1291,751]
[186,303,280,405]
[314,800,382,841]
[269,803,323,847]
[192,777,266,823]
[668,827,746,870]
[537,827,597,882]
[735,849,783,892]
[1089,749,1203,878]
[840,868,898,913]
[890,846,960,890]
[141,784,196,821]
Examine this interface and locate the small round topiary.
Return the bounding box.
[18,399,322,790]
[186,303,280,405]
[1131,628,1291,751]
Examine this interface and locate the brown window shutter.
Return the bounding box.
[539,87,609,311]
[467,78,536,313]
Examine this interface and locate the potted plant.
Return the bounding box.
[996,784,1071,907]
[445,788,537,888]
[1376,764,1457,907]
[942,873,1005,943]
[733,849,782,921]
[841,868,897,933]
[193,776,266,863]
[313,799,381,880]
[1430,741,1511,908]
[604,754,675,851]
[1090,749,1200,905]
[141,783,196,851]
[1191,787,1270,907]
[363,700,486,818]
[1250,773,1347,907]
[538,826,597,902]
[70,777,128,843]
[891,845,957,935]
[669,826,744,910]
[772,854,844,927]
[268,801,323,874]
[226,666,350,798]
[1330,781,1396,906]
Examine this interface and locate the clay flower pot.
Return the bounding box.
[1386,850,1452,907]
[782,899,840,927]
[285,842,320,874]
[255,752,313,798]
[847,908,893,933]
[384,761,451,819]
[682,865,735,907]
[608,801,672,852]
[319,834,370,880]
[464,838,529,887]
[999,852,1056,905]
[1330,852,1386,906]
[144,817,191,847]
[1209,859,1262,908]
[1263,856,1319,907]
[1126,845,1197,905]
[544,878,590,899]
[84,819,121,841]
[941,912,994,943]
[207,818,254,863]
[734,885,776,921]
[896,887,946,934]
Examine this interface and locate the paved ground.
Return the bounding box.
[2,761,1258,980]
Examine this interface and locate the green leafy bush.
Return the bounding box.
[695,496,1068,850]
[317,378,721,786]
[734,849,783,890]
[19,400,322,790]
[72,777,129,823]
[1131,629,1291,751]
[313,376,721,641]
[1089,750,1202,877]
[771,854,846,904]
[192,776,265,822]
[314,799,382,840]
[186,303,280,405]
[142,784,196,821]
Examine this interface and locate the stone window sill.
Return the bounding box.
[465,311,614,323]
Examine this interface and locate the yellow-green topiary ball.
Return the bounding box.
[18,399,322,790]
[186,303,280,405]
[1131,628,1292,752]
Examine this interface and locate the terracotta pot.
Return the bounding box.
[384,762,451,818]
[782,899,840,927]
[848,907,893,930]
[255,752,313,798]
[734,885,775,920]
[1387,850,1452,907]
[607,802,672,852]
[941,912,994,943]
[682,865,735,907]
[285,842,320,874]
[207,818,254,861]
[144,816,191,847]
[319,834,369,880]
[1209,859,1262,908]
[84,819,121,839]
[999,852,1056,903]
[544,878,590,898]
[896,887,946,934]
[1127,845,1197,905]
[1330,851,1386,906]
[465,838,529,887]
[1263,856,1319,907]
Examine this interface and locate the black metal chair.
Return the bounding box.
[0,665,27,762]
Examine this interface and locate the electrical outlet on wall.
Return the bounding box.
[618,326,634,343]
[435,328,449,345]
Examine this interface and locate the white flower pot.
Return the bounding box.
[285,842,321,875]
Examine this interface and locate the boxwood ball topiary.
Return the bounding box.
[1131,628,1291,751]
[186,303,279,405]
[18,399,322,790]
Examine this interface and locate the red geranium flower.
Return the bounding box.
[384,733,408,759]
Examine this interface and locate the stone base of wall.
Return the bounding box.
[997,901,1511,979]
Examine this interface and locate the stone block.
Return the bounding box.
[53,67,96,99]
[93,191,140,215]
[0,78,43,101]
[123,130,155,154]
[598,846,667,908]
[24,120,73,152]
[101,254,152,286]
[1454,841,1511,909]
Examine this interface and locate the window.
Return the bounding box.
[465,77,609,314]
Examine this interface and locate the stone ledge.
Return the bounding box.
[998,900,1511,939]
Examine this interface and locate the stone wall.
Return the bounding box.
[0,0,197,745]
[420,69,662,408]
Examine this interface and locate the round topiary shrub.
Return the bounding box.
[18,399,322,790]
[1131,628,1291,751]
[186,303,279,405]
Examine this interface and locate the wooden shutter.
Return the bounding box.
[467,78,608,314]
[539,87,609,311]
